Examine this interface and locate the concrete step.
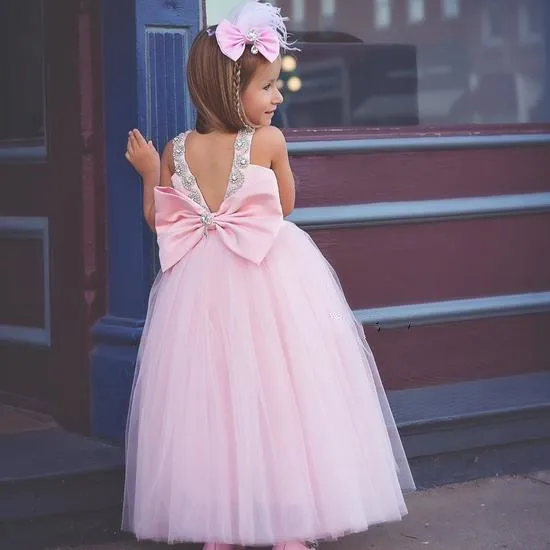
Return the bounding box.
[0,426,125,549]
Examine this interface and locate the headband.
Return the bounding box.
[212,1,297,63]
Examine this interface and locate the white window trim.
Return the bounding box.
[518,1,543,44]
[442,0,460,19]
[481,4,504,47]
[321,0,335,18]
[408,0,426,25]
[374,0,392,29]
[291,0,306,30]
[320,0,335,30]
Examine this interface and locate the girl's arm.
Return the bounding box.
[142,142,174,231]
[251,126,296,216]
[126,129,173,232]
[268,127,296,216]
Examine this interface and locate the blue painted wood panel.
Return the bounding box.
[136,0,199,149]
[92,0,201,440]
[145,27,194,149]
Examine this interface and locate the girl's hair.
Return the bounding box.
[187,27,270,134]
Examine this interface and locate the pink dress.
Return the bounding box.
[123,128,415,545]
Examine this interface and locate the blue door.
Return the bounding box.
[91,0,201,440]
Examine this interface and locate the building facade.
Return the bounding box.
[1,0,549,484]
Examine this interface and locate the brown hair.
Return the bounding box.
[187,28,269,134]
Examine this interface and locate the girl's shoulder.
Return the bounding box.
[248,127,288,168]
[251,126,288,160]
[253,126,287,148]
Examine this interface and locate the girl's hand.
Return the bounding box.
[125,129,160,179]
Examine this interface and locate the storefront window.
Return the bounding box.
[0,0,45,143]
[291,0,305,29]
[408,0,426,25]
[374,0,392,29]
[442,0,460,19]
[207,0,550,129]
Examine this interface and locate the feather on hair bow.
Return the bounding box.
[215,19,280,63]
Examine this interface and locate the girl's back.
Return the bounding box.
[183,128,274,213]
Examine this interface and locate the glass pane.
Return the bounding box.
[374,0,392,29]
[408,0,426,24]
[442,0,461,19]
[267,0,550,128]
[0,0,45,143]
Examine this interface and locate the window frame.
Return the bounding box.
[0,0,47,159]
[290,0,305,31]
[442,0,460,20]
[519,0,544,44]
[282,122,550,144]
[374,0,392,29]
[408,0,426,25]
[202,0,549,140]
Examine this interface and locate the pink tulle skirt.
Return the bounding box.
[123,221,415,545]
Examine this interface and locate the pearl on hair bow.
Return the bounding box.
[215,19,280,63]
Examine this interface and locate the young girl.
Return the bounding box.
[123,2,415,549]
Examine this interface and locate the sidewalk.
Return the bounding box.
[55,472,550,550]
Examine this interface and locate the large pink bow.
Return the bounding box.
[154,185,283,272]
[215,19,280,63]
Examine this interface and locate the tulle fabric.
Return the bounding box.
[123,220,415,545]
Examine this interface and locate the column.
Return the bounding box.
[90,0,200,440]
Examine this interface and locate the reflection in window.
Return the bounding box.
[291,0,305,30]
[519,0,543,43]
[321,0,336,29]
[374,0,392,29]
[442,0,460,19]
[0,0,44,143]
[408,0,426,24]
[321,0,336,18]
[482,0,504,47]
[263,0,549,128]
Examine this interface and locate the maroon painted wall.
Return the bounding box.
[0,1,106,432]
[293,143,550,207]
[289,135,550,390]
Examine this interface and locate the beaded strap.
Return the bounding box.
[226,127,254,199]
[172,127,255,212]
[172,131,205,208]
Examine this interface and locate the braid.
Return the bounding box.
[233,61,249,129]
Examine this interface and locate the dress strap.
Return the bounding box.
[226,127,255,199]
[172,131,205,207]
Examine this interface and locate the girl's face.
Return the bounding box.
[241,56,283,127]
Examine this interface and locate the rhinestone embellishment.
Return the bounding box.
[200,211,216,237]
[172,127,253,212]
[237,154,249,168]
[172,132,206,208]
[246,29,259,55]
[225,128,252,198]
[200,212,214,226]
